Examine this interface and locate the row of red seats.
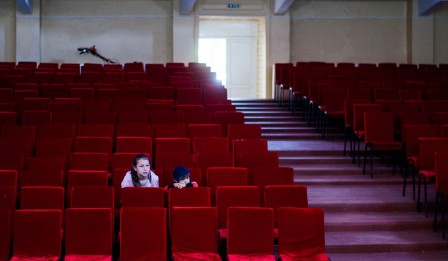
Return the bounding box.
[0,206,326,260]
[0,61,218,81]
[0,110,243,128]
[0,84,229,102]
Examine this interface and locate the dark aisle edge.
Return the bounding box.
[232,98,448,261]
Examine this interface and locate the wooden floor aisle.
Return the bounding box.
[234,98,448,261]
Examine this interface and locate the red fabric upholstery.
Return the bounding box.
[212,111,244,135]
[155,152,194,170]
[120,208,166,261]
[193,137,229,155]
[74,137,113,156]
[71,186,114,210]
[251,167,294,187]
[121,187,166,208]
[264,185,308,229]
[233,139,268,165]
[152,123,187,138]
[195,152,234,185]
[12,210,62,261]
[168,187,211,210]
[277,207,328,261]
[155,137,191,154]
[0,187,16,210]
[35,137,72,157]
[0,208,11,261]
[227,207,275,260]
[227,123,262,142]
[216,186,260,233]
[78,124,114,138]
[69,152,109,171]
[64,208,112,260]
[181,111,213,124]
[0,170,17,189]
[116,123,152,137]
[207,167,248,205]
[115,137,152,154]
[20,186,64,211]
[187,124,222,138]
[171,207,221,261]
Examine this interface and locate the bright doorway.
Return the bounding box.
[198,38,227,86]
[198,17,266,99]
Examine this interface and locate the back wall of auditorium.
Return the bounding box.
[1,0,447,95]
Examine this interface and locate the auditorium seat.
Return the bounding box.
[12,209,62,261]
[64,208,113,261]
[20,186,65,211]
[187,123,222,138]
[120,208,167,261]
[120,186,165,208]
[227,207,274,260]
[277,207,328,261]
[216,186,260,240]
[115,137,152,155]
[170,207,221,261]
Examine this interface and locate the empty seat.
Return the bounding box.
[116,123,152,137]
[120,208,167,261]
[115,137,152,154]
[212,111,245,134]
[216,186,260,239]
[0,208,11,261]
[69,152,109,171]
[152,123,187,138]
[71,186,114,211]
[155,137,191,154]
[116,110,149,124]
[195,152,234,186]
[0,137,33,157]
[170,207,221,260]
[52,111,84,125]
[155,152,194,171]
[35,137,72,157]
[264,185,308,226]
[181,110,213,124]
[74,136,113,156]
[85,111,116,125]
[149,110,181,124]
[20,110,52,125]
[20,186,64,211]
[176,88,203,105]
[227,123,262,143]
[78,124,114,138]
[277,207,328,261]
[64,208,113,261]
[120,187,166,208]
[192,137,229,156]
[12,209,62,261]
[188,123,223,138]
[207,167,248,204]
[233,139,268,165]
[227,207,275,260]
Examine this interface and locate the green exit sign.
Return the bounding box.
[227,3,240,8]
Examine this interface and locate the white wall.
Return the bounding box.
[40,0,173,64]
[0,0,16,61]
[434,4,448,64]
[289,0,408,64]
[1,0,447,66]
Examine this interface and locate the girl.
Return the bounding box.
[121,154,159,188]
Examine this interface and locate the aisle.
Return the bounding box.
[234,98,448,261]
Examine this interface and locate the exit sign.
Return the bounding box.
[227,3,240,8]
